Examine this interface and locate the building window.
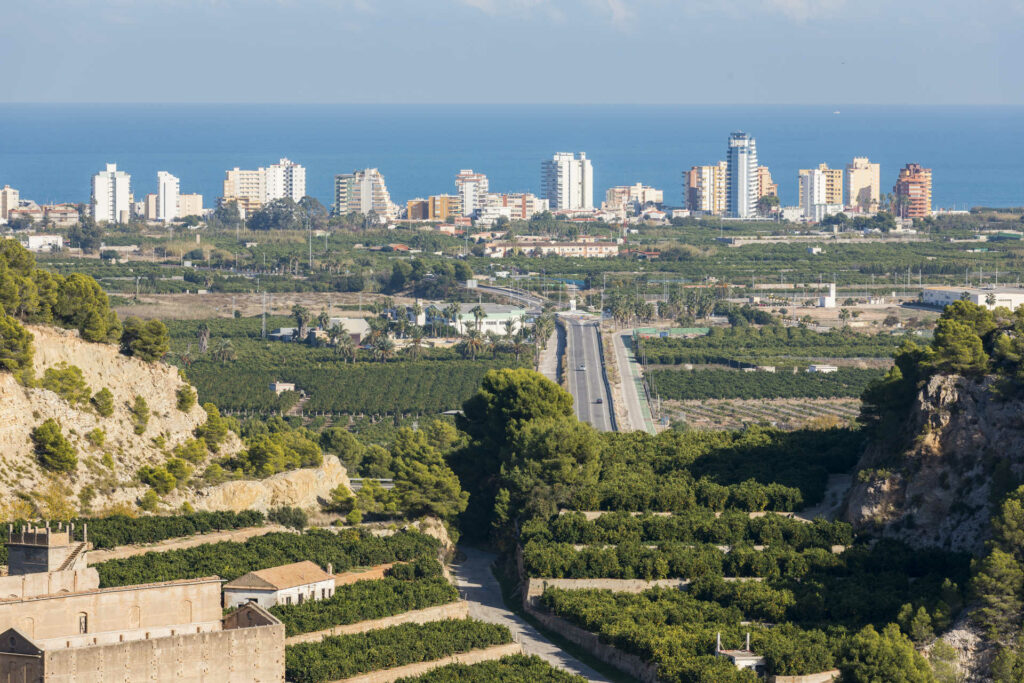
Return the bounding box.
[78,613,88,634]
[285,596,292,606]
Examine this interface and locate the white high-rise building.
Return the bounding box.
[156,171,179,223]
[726,132,758,219]
[799,168,843,223]
[266,158,306,203]
[91,163,131,224]
[455,169,489,216]
[334,169,397,219]
[541,152,593,210]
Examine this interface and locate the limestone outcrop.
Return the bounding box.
[842,374,1024,553]
[181,454,351,513]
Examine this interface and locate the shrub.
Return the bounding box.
[139,489,159,512]
[130,395,149,434]
[120,317,170,362]
[195,403,228,452]
[0,310,34,381]
[176,385,197,412]
[91,387,115,416]
[86,428,106,448]
[41,363,91,405]
[165,458,192,485]
[268,506,308,529]
[137,465,176,494]
[31,419,77,473]
[173,437,208,463]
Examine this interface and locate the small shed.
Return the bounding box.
[223,561,335,609]
[715,632,768,677]
[269,382,296,394]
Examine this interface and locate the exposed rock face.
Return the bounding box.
[181,454,351,513]
[0,325,242,511]
[843,374,1024,553]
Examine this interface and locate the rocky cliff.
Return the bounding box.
[0,325,349,517]
[843,374,1023,553]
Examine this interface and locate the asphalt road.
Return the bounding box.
[565,316,614,431]
[471,284,545,312]
[451,546,613,683]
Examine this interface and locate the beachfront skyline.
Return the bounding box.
[1,0,1020,105]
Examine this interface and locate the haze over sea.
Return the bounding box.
[2,104,1022,211]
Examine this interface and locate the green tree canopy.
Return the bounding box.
[121,317,170,362]
[31,418,77,473]
[839,624,935,683]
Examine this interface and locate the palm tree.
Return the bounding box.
[328,321,348,347]
[444,302,461,334]
[177,343,194,368]
[426,305,441,337]
[292,304,310,341]
[212,338,236,364]
[839,308,852,326]
[463,330,484,360]
[470,304,486,334]
[336,334,356,363]
[373,335,395,363]
[411,301,423,327]
[503,318,515,338]
[511,338,529,363]
[197,322,210,354]
[407,331,424,359]
[316,310,330,331]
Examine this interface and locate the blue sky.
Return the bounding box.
[2,0,1021,104]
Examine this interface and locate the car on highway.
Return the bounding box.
[578,363,586,371]
[594,398,603,404]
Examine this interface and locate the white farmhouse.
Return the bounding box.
[223,560,335,609]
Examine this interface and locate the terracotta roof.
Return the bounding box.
[223,561,332,591]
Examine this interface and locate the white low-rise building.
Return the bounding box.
[921,286,1024,311]
[223,560,335,609]
[20,234,63,252]
[808,364,839,374]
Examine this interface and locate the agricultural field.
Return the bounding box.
[666,398,861,431]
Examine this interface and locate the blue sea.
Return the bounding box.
[1,104,1022,210]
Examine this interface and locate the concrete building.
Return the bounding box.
[177,193,203,218]
[427,303,526,336]
[19,235,63,253]
[685,162,727,215]
[808,364,839,373]
[485,240,618,259]
[157,171,179,223]
[0,185,18,221]
[604,183,663,213]
[91,163,131,224]
[845,157,881,213]
[799,168,843,223]
[429,194,462,221]
[756,166,778,199]
[0,525,284,683]
[541,152,593,210]
[921,286,1024,311]
[482,193,548,220]
[334,168,397,219]
[223,561,335,609]
[799,164,843,207]
[42,204,79,228]
[266,158,306,203]
[407,198,429,220]
[143,194,159,221]
[894,163,932,219]
[222,166,266,217]
[455,169,489,216]
[715,633,768,677]
[327,317,371,344]
[726,132,758,219]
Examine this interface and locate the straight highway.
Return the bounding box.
[564,315,614,431]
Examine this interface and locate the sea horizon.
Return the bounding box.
[2,103,1022,211]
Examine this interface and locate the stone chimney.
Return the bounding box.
[327,563,333,575]
[715,632,721,654]
[745,633,750,651]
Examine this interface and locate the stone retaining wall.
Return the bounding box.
[771,670,840,682]
[329,642,522,683]
[285,601,470,645]
[524,577,692,605]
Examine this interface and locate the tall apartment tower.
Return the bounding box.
[845,157,881,213]
[454,169,489,216]
[726,133,758,219]
[541,152,593,210]
[0,185,18,221]
[156,171,179,223]
[798,164,843,206]
[685,162,727,215]
[799,168,829,222]
[266,158,306,203]
[334,168,397,219]
[893,163,932,219]
[223,167,267,217]
[91,163,131,224]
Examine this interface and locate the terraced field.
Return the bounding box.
[666,398,861,431]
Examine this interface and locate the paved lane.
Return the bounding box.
[564,316,614,431]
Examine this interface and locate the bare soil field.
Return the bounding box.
[114,291,416,320]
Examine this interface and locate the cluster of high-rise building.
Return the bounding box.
[683,132,932,223]
[222,158,306,217]
[88,164,204,225]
